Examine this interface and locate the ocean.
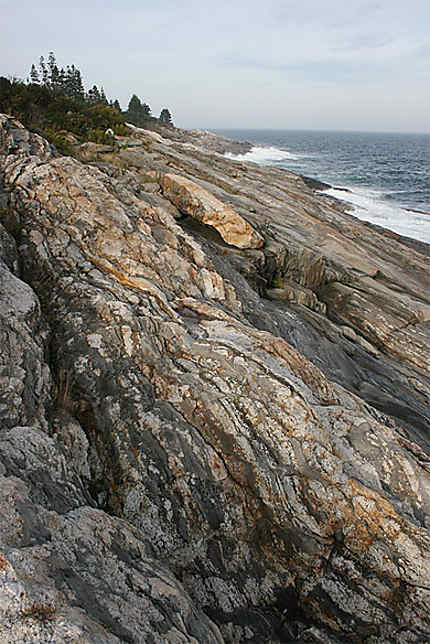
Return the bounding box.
[215,129,430,245]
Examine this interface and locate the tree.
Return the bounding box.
[99,86,108,105]
[68,65,84,100]
[0,77,12,103]
[30,64,40,84]
[126,94,142,124]
[159,108,173,127]
[57,67,66,90]
[126,94,153,126]
[39,56,49,85]
[142,102,151,117]
[47,51,61,89]
[63,66,75,97]
[87,85,102,105]
[127,94,142,115]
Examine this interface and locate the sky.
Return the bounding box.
[1,0,429,132]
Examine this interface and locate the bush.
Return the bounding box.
[43,129,75,155]
[0,77,127,151]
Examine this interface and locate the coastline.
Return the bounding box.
[1,114,430,644]
[211,129,430,246]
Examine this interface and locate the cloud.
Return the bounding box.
[1,0,429,131]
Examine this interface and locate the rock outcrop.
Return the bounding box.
[0,114,430,643]
[160,173,264,249]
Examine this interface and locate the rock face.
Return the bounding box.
[0,113,430,643]
[0,430,224,644]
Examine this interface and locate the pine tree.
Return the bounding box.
[71,66,84,100]
[30,64,40,84]
[63,66,73,97]
[86,85,100,105]
[142,102,151,117]
[159,108,173,127]
[126,95,153,125]
[47,51,61,89]
[127,94,142,116]
[57,67,66,91]
[112,99,121,112]
[39,56,49,86]
[100,86,108,105]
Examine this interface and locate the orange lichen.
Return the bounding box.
[0,553,8,571]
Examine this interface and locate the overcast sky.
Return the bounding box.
[1,0,429,132]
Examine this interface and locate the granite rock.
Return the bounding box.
[0,113,430,643]
[160,173,264,249]
[0,430,224,644]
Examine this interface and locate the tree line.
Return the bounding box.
[0,52,174,153]
[27,52,173,127]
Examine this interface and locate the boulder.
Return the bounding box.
[160,173,264,249]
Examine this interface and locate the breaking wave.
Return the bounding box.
[225,146,298,164]
[325,186,430,245]
[220,129,430,245]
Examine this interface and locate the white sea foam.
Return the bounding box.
[225,143,430,245]
[225,146,298,164]
[325,186,430,245]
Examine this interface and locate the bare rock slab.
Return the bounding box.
[160,173,264,249]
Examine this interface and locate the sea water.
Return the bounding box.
[216,129,430,245]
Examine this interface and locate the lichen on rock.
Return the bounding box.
[0,113,430,643]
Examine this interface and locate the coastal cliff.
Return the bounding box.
[0,114,429,643]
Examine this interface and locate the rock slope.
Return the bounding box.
[0,114,429,643]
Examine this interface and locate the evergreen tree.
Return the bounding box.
[39,56,49,85]
[30,64,39,84]
[57,67,66,90]
[159,108,173,127]
[127,94,142,116]
[47,51,61,89]
[32,54,84,99]
[126,95,153,126]
[71,66,84,100]
[142,102,151,117]
[112,99,121,112]
[87,85,102,105]
[99,86,108,105]
[63,66,74,97]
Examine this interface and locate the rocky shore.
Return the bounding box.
[0,114,429,643]
[162,126,253,155]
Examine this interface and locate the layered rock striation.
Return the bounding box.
[0,114,429,643]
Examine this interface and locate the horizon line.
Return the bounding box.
[203,126,430,136]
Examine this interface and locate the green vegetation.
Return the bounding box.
[159,108,173,127]
[126,93,152,126]
[124,96,174,130]
[0,52,174,154]
[271,272,285,288]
